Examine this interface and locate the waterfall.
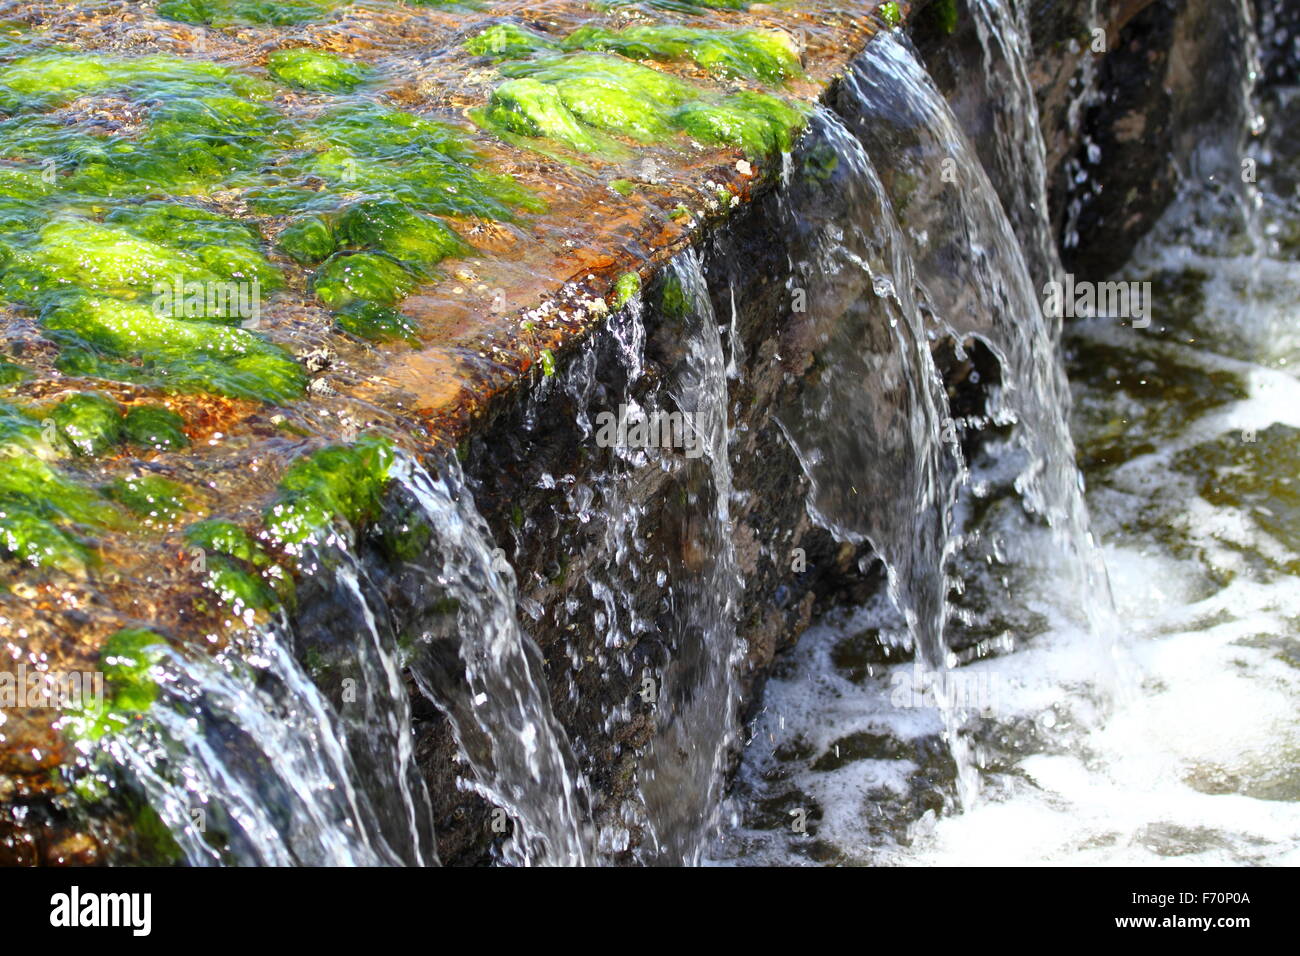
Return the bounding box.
[837,34,1114,640]
[96,577,435,866]
[967,0,1064,300]
[633,251,744,864]
[393,453,594,866]
[770,106,961,673]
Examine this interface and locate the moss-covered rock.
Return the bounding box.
[485,78,603,152]
[312,252,417,309]
[465,23,559,59]
[103,474,190,524]
[263,434,394,546]
[336,199,470,270]
[267,48,372,93]
[42,295,306,404]
[278,215,337,265]
[562,25,802,84]
[49,392,123,457]
[122,405,189,452]
[334,300,420,343]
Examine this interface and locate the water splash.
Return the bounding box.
[94,582,435,866]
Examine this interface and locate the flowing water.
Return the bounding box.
[714,5,1300,866]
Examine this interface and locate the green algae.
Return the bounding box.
[312,252,417,310]
[285,102,543,221]
[156,0,340,28]
[562,25,801,84]
[103,474,190,524]
[919,0,960,34]
[49,392,122,457]
[336,199,470,271]
[278,215,337,265]
[101,628,166,712]
[480,54,805,159]
[122,405,189,452]
[485,78,605,153]
[267,49,372,93]
[43,295,306,404]
[334,300,419,344]
[185,519,270,568]
[0,38,542,413]
[263,434,394,546]
[878,2,903,28]
[0,438,124,571]
[674,91,805,156]
[62,628,168,743]
[0,54,283,197]
[186,518,295,610]
[465,24,559,59]
[613,271,641,307]
[0,356,25,384]
[202,553,280,613]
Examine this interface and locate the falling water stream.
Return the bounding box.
[715,4,1300,865]
[80,1,1298,867]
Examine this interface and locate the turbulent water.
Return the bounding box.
[714,4,1300,866]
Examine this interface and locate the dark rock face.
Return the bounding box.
[911,0,1265,280]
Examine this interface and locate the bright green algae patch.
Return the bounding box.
[263,434,394,547]
[156,0,344,27]
[267,49,373,93]
[562,25,802,84]
[476,53,807,160]
[0,40,543,404]
[467,23,802,84]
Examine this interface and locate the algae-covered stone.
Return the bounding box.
[563,25,801,84]
[202,553,280,613]
[42,295,306,404]
[100,628,166,713]
[502,54,694,110]
[485,78,602,152]
[0,446,122,570]
[288,102,544,221]
[264,435,394,546]
[104,474,190,523]
[50,392,123,457]
[0,357,26,384]
[185,519,270,567]
[613,271,641,308]
[465,24,558,59]
[674,91,805,157]
[555,78,671,142]
[278,215,336,265]
[334,301,419,343]
[156,0,335,27]
[336,199,470,269]
[122,405,189,452]
[267,48,372,93]
[312,252,418,309]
